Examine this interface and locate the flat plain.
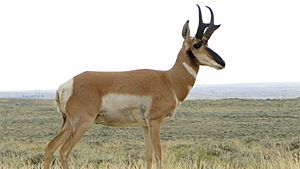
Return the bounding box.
[0,98,300,169]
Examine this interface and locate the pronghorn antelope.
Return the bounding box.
[44,4,225,169]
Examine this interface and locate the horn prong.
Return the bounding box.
[203,6,220,42]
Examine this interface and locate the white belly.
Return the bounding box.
[95,94,152,127]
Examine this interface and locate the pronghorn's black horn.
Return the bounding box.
[203,6,220,42]
[195,4,209,39]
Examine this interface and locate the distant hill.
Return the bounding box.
[0,90,55,100]
[188,82,300,100]
[1,82,300,100]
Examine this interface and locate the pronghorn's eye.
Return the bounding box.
[193,43,201,49]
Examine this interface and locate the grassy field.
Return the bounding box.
[0,98,300,169]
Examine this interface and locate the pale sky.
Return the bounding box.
[0,0,299,91]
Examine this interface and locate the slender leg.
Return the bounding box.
[143,127,154,169]
[44,118,71,169]
[59,119,94,169]
[148,119,162,169]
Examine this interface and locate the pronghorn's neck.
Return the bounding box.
[167,45,199,101]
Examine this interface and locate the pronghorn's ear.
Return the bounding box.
[182,20,190,39]
[182,20,191,50]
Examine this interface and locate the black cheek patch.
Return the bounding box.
[187,50,200,66]
[206,47,225,67]
[187,50,196,58]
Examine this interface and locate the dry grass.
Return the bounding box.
[0,98,300,168]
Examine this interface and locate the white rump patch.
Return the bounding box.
[182,62,197,78]
[96,94,152,126]
[57,78,74,112]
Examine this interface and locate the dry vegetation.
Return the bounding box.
[0,98,300,169]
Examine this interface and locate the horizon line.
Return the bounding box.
[1,81,300,92]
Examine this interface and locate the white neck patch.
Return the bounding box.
[188,85,193,92]
[182,62,197,78]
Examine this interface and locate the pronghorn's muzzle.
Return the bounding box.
[206,47,225,69]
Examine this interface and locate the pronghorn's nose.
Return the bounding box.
[219,58,226,68]
[215,57,225,69]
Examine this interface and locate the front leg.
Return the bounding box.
[143,127,154,169]
[147,119,162,169]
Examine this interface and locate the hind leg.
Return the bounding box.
[44,118,71,169]
[59,117,95,169]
